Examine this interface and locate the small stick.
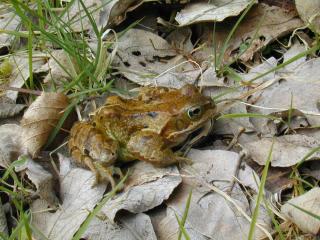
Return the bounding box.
[0,86,42,96]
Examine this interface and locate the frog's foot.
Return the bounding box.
[93,162,124,191]
[176,156,193,167]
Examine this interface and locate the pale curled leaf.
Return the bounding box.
[61,0,148,32]
[101,161,182,221]
[246,135,320,167]
[0,124,25,168]
[295,0,320,34]
[156,149,272,239]
[194,3,303,63]
[31,164,106,240]
[37,50,74,89]
[5,54,46,101]
[247,59,320,134]
[15,158,59,206]
[0,102,25,119]
[21,92,69,158]
[0,3,21,50]
[82,213,157,240]
[281,187,320,235]
[113,28,201,88]
[175,0,254,26]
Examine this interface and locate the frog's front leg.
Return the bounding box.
[126,131,191,167]
[68,122,121,188]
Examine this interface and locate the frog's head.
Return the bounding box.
[161,84,216,145]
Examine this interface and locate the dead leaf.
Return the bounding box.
[31,162,106,240]
[15,158,59,207]
[156,149,271,239]
[295,0,320,34]
[61,0,148,32]
[36,50,74,89]
[279,40,307,73]
[101,161,182,221]
[241,57,278,84]
[82,213,157,240]
[264,167,294,193]
[195,3,303,63]
[0,3,21,50]
[165,27,193,53]
[175,0,254,26]
[0,124,25,168]
[238,162,259,192]
[21,92,69,158]
[0,102,25,119]
[113,28,201,88]
[3,54,46,101]
[246,135,320,167]
[247,60,320,134]
[302,161,320,181]
[281,187,320,235]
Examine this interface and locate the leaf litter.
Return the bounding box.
[20,92,69,158]
[1,0,320,239]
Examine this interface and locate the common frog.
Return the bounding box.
[68,85,216,188]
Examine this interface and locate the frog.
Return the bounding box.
[68,84,216,188]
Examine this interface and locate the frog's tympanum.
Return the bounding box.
[68,85,216,188]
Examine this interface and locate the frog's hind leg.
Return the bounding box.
[68,122,120,188]
[126,131,189,167]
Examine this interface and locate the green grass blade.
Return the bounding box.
[217,112,284,123]
[175,214,191,240]
[0,232,9,240]
[248,139,274,240]
[178,190,192,240]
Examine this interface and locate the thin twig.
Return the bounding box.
[0,86,43,96]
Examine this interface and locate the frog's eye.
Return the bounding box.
[187,106,203,119]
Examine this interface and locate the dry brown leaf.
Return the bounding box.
[21,92,69,158]
[281,187,320,235]
[264,167,294,193]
